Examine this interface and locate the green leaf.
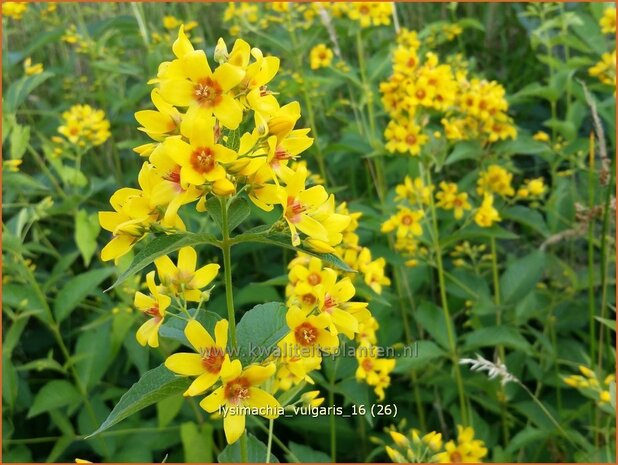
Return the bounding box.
[27,380,82,418]
[53,268,114,323]
[440,224,518,249]
[75,210,101,267]
[287,442,331,463]
[500,251,546,304]
[393,340,447,372]
[462,326,532,354]
[445,140,483,165]
[157,395,184,428]
[9,123,29,159]
[236,302,288,365]
[4,71,54,113]
[181,421,214,462]
[218,433,279,463]
[207,196,251,234]
[75,322,113,390]
[107,233,219,290]
[415,302,451,350]
[233,231,354,272]
[87,364,191,437]
[494,135,551,156]
[502,206,550,237]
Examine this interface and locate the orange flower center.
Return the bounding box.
[286,197,305,223]
[323,294,336,313]
[194,78,222,107]
[307,272,321,286]
[450,451,463,463]
[294,322,319,346]
[224,377,251,405]
[405,134,417,145]
[201,348,225,373]
[302,293,316,306]
[401,214,413,225]
[361,358,374,371]
[145,304,161,319]
[191,147,216,174]
[415,89,426,100]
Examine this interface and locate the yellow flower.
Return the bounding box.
[442,24,463,41]
[355,345,395,401]
[159,27,246,130]
[435,426,487,463]
[154,246,220,301]
[300,390,324,407]
[517,178,546,199]
[588,50,616,88]
[347,2,392,28]
[165,319,229,396]
[533,131,550,142]
[435,182,471,219]
[135,88,182,138]
[474,194,500,228]
[3,159,23,172]
[315,268,369,337]
[24,57,43,75]
[477,164,515,197]
[2,2,27,20]
[281,306,340,358]
[278,165,330,246]
[133,271,171,348]
[163,114,238,192]
[600,7,616,34]
[600,390,611,403]
[200,360,280,444]
[395,176,433,206]
[58,104,111,147]
[163,15,181,30]
[309,44,333,70]
[381,206,424,239]
[384,120,428,156]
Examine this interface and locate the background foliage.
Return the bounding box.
[2,2,616,463]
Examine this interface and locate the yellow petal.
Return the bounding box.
[213,63,245,91]
[185,319,215,351]
[296,215,328,241]
[246,388,280,419]
[220,358,242,382]
[223,413,246,444]
[199,386,225,413]
[133,291,154,311]
[135,110,174,134]
[243,364,276,386]
[191,263,220,289]
[136,319,157,347]
[189,113,216,147]
[101,235,135,262]
[154,255,177,285]
[214,319,228,349]
[159,79,195,107]
[213,94,243,129]
[172,25,194,58]
[184,371,219,396]
[165,353,204,376]
[285,306,305,330]
[182,50,211,82]
[164,136,193,166]
[178,246,197,275]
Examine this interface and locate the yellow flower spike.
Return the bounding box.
[134,271,171,348]
[200,360,280,444]
[476,165,515,197]
[600,7,616,34]
[165,319,229,396]
[154,246,220,301]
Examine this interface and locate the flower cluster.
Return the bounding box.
[385,424,487,463]
[563,365,615,408]
[380,28,516,157]
[2,2,28,20]
[382,167,547,266]
[589,7,616,90]
[99,27,351,262]
[283,254,394,399]
[57,104,111,148]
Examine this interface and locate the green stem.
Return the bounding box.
[587,134,596,365]
[265,419,274,463]
[220,196,238,349]
[425,167,469,426]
